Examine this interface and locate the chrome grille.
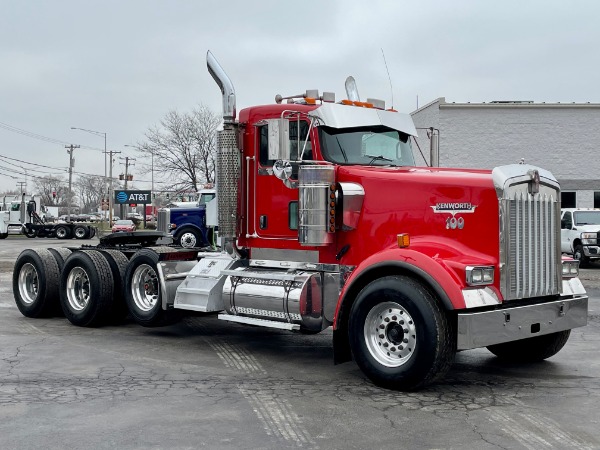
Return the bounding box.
[157,209,169,233]
[500,192,561,300]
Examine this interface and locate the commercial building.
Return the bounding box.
[411,98,600,208]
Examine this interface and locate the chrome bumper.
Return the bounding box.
[457,296,588,350]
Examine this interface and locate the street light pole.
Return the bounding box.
[71,127,108,220]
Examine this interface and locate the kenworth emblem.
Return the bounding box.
[431,202,477,229]
[528,169,540,195]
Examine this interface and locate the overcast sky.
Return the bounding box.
[1,0,599,193]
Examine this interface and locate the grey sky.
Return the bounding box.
[1,0,598,192]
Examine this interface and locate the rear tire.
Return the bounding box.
[24,228,37,238]
[55,225,71,239]
[60,250,114,327]
[48,248,73,272]
[487,330,571,362]
[73,225,88,239]
[98,249,130,322]
[348,275,455,391]
[13,249,61,317]
[124,248,182,327]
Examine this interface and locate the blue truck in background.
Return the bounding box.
[157,189,217,248]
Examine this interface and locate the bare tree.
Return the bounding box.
[33,175,69,206]
[74,174,105,213]
[136,104,220,193]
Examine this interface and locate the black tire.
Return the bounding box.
[0,233,8,239]
[89,227,96,239]
[55,225,71,239]
[24,228,37,238]
[175,227,202,248]
[59,250,114,327]
[73,225,88,239]
[98,249,130,322]
[348,275,455,391]
[573,245,589,268]
[487,330,571,362]
[124,248,182,327]
[13,249,61,318]
[48,247,73,272]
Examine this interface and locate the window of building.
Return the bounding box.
[594,192,600,208]
[561,191,576,208]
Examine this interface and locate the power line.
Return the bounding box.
[0,121,104,152]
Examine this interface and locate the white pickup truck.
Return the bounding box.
[561,208,600,267]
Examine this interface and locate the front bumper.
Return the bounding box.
[583,245,600,258]
[457,296,588,350]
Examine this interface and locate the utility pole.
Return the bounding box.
[119,156,135,218]
[65,144,80,221]
[16,181,27,194]
[106,150,121,224]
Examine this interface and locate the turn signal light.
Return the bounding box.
[397,233,410,248]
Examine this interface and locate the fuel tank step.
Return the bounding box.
[217,314,300,331]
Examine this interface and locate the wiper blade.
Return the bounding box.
[368,155,393,165]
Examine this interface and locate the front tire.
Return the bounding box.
[348,275,455,391]
[176,228,202,248]
[13,249,61,317]
[487,330,571,362]
[124,248,182,327]
[573,245,589,268]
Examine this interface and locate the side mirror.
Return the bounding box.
[267,118,290,161]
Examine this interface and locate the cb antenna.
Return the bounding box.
[381,48,394,109]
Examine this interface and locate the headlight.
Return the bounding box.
[466,266,495,286]
[562,260,579,278]
[581,232,597,245]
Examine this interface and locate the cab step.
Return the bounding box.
[217,314,300,331]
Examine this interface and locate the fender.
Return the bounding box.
[332,246,474,364]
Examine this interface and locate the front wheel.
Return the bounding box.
[348,275,455,391]
[176,228,202,248]
[487,330,571,362]
[573,245,589,268]
[124,249,182,327]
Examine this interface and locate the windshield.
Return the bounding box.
[319,125,415,166]
[574,211,600,225]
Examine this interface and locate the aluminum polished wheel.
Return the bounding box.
[66,267,91,311]
[18,263,39,305]
[364,301,417,367]
[131,264,159,312]
[179,232,198,248]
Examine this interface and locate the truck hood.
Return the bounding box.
[335,165,499,266]
[572,224,600,232]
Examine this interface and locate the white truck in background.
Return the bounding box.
[561,208,600,267]
[0,194,96,239]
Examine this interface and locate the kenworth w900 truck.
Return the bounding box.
[12,51,587,390]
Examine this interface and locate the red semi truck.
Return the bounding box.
[12,52,588,390]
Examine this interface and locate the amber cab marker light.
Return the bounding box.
[397,233,410,248]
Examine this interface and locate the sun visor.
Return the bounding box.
[309,103,417,136]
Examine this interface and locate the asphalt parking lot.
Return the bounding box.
[1,237,599,449]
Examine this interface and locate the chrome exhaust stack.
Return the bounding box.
[206,51,240,242]
[207,50,236,124]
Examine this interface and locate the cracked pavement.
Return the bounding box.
[1,238,600,449]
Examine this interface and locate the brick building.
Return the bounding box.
[410,98,600,208]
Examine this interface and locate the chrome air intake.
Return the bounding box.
[493,164,562,300]
[298,165,335,246]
